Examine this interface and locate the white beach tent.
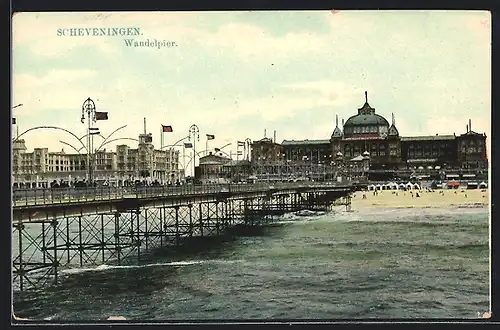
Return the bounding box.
[479,182,488,189]
[388,182,398,190]
[406,182,414,190]
[399,183,406,190]
[368,184,376,191]
[413,183,421,190]
[376,184,382,190]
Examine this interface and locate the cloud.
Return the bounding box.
[11,11,490,161]
[12,69,98,114]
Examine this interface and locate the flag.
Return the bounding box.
[206,134,215,140]
[12,118,16,125]
[90,131,101,135]
[237,141,245,146]
[95,112,108,120]
[162,125,173,132]
[184,142,193,148]
[214,148,220,152]
[89,127,99,130]
[237,151,243,155]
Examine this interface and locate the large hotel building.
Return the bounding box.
[250,92,488,181]
[12,132,182,188]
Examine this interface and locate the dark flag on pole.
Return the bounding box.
[214,148,220,152]
[12,118,16,125]
[184,142,193,148]
[162,125,173,132]
[95,112,108,120]
[206,134,215,140]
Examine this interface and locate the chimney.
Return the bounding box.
[274,130,276,143]
[143,117,146,134]
[264,129,267,138]
[342,119,344,127]
[469,119,472,132]
[466,125,468,133]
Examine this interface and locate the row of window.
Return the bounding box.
[345,144,386,151]
[344,126,383,134]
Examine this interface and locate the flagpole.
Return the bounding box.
[183,145,186,178]
[161,125,164,184]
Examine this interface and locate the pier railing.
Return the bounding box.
[12,181,354,207]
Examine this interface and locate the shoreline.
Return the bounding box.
[351,188,489,209]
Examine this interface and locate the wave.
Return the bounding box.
[60,259,243,275]
[312,241,488,251]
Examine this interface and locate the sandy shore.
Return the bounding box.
[351,188,489,209]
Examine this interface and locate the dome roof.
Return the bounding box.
[344,91,389,127]
[344,113,389,126]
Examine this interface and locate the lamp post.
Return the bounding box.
[161,136,190,184]
[81,98,97,185]
[188,124,200,178]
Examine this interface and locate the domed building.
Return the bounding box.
[331,91,402,171]
[252,91,488,182]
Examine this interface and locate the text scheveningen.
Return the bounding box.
[57,27,142,37]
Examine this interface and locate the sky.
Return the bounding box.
[12,10,491,163]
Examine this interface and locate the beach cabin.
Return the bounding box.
[462,174,476,180]
[447,180,460,189]
[406,182,414,190]
[368,184,376,191]
[467,182,479,189]
[413,183,421,190]
[398,183,406,190]
[479,182,488,189]
[375,184,382,191]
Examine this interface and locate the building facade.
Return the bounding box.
[12,133,182,188]
[249,92,488,181]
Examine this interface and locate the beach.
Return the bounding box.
[352,188,489,209]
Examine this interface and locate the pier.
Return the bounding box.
[12,182,354,291]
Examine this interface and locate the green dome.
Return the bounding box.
[344,113,389,126]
